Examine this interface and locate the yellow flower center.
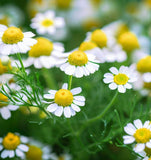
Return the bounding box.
[144,82,151,90]
[0,93,8,108]
[56,0,72,9]
[91,29,107,48]
[41,18,54,27]
[0,59,12,75]
[134,128,151,143]
[116,24,129,38]
[145,0,151,7]
[26,145,42,160]
[79,41,97,51]
[2,26,24,44]
[144,146,151,157]
[58,156,65,160]
[54,89,73,107]
[114,73,129,85]
[137,56,151,72]
[2,132,20,150]
[29,37,53,57]
[68,50,88,66]
[0,16,9,26]
[118,32,139,52]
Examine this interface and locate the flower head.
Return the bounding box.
[118,31,139,52]
[0,133,29,159]
[123,119,151,153]
[44,83,85,118]
[103,65,137,93]
[60,50,99,78]
[30,10,65,35]
[23,37,65,69]
[0,25,37,55]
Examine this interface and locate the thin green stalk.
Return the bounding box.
[68,75,73,90]
[16,53,25,72]
[76,90,118,136]
[41,68,57,89]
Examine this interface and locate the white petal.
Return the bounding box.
[109,67,119,74]
[47,104,58,112]
[54,17,65,27]
[134,143,145,153]
[7,105,19,111]
[74,67,84,78]
[143,121,150,128]
[73,100,85,106]
[20,136,29,143]
[16,149,25,158]
[124,123,136,135]
[18,144,29,152]
[123,135,135,144]
[104,73,114,78]
[54,106,63,117]
[62,83,68,89]
[124,83,132,89]
[134,119,143,129]
[44,94,55,99]
[146,141,151,148]
[64,65,76,75]
[103,77,113,84]
[0,107,11,119]
[109,82,117,90]
[0,145,3,151]
[64,107,72,118]
[70,107,76,116]
[74,96,85,102]
[48,90,57,94]
[1,150,10,158]
[118,85,126,93]
[71,104,81,112]
[9,150,15,158]
[71,87,82,95]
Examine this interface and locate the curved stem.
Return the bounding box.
[16,53,25,72]
[76,90,118,136]
[68,75,73,90]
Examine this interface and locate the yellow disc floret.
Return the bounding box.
[79,41,97,51]
[0,93,8,108]
[2,27,24,44]
[2,132,20,150]
[116,24,129,38]
[134,128,151,143]
[55,89,73,107]
[0,16,9,26]
[0,59,12,75]
[114,73,129,85]
[29,37,53,57]
[41,18,53,27]
[137,56,151,72]
[144,82,151,90]
[56,0,72,9]
[118,32,139,52]
[91,29,107,48]
[58,156,65,160]
[26,145,42,160]
[68,50,88,66]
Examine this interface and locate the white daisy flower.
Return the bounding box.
[0,132,29,159]
[60,49,99,78]
[0,25,37,55]
[0,93,19,120]
[25,138,55,160]
[123,119,151,153]
[103,65,137,93]
[44,83,85,118]
[30,10,65,35]
[22,37,65,69]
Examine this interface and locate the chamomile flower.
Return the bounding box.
[103,65,137,93]
[23,37,65,69]
[0,25,37,55]
[44,83,85,118]
[53,153,72,160]
[30,10,65,35]
[25,138,55,160]
[60,49,99,78]
[123,119,151,153]
[0,132,29,159]
[0,93,19,120]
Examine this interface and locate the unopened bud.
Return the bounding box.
[1,56,10,66]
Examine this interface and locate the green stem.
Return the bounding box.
[68,75,73,90]
[16,53,25,72]
[41,68,57,89]
[76,90,118,136]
